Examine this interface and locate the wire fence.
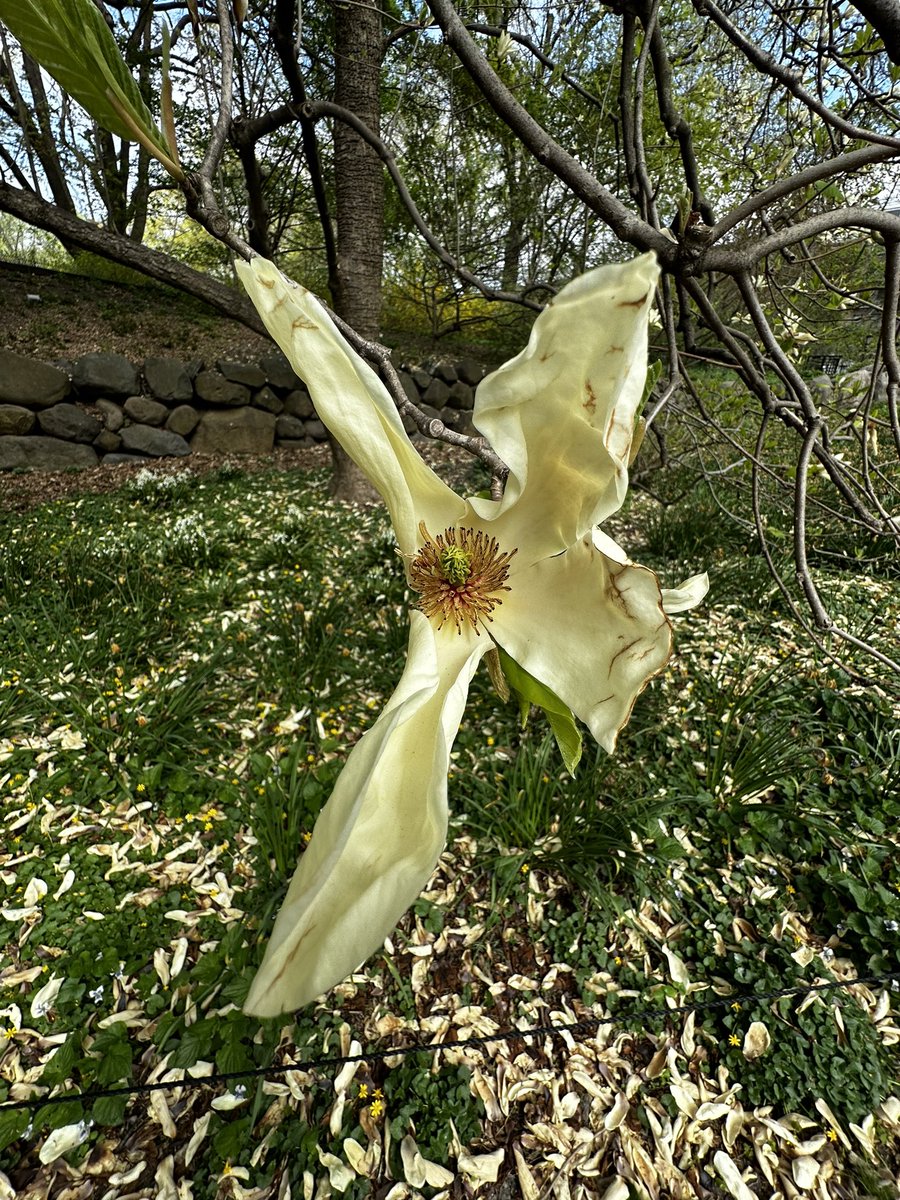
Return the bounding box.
[2,970,898,1116]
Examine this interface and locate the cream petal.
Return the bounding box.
[236,257,464,555]
[243,613,486,1017]
[470,253,660,563]
[493,535,671,752]
[661,572,710,614]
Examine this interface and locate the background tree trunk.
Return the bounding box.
[329,0,385,503]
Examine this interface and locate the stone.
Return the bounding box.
[433,361,458,385]
[194,370,251,408]
[252,386,284,414]
[166,405,201,437]
[420,404,443,427]
[282,389,314,419]
[422,378,450,406]
[411,369,431,391]
[124,396,168,426]
[96,399,124,432]
[809,375,834,404]
[278,438,316,449]
[446,380,475,410]
[275,414,306,441]
[102,453,149,465]
[0,405,35,435]
[839,367,870,394]
[93,430,122,453]
[837,367,887,402]
[37,403,102,443]
[143,356,193,403]
[304,419,327,440]
[260,352,302,391]
[72,352,138,398]
[446,407,476,435]
[456,357,485,386]
[397,371,419,403]
[0,436,97,471]
[0,349,70,409]
[120,424,191,458]
[190,408,276,455]
[439,406,463,430]
[218,360,266,389]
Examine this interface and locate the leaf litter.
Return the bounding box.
[0,458,898,1198]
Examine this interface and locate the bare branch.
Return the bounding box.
[693,0,900,150]
[301,99,543,310]
[425,0,675,261]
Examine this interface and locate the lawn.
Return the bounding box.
[0,458,898,1199]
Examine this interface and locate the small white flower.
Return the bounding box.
[885,919,899,932]
[88,985,104,1004]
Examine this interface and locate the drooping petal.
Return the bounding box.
[236,257,464,555]
[471,254,660,564]
[243,613,486,1017]
[493,535,671,752]
[661,572,710,614]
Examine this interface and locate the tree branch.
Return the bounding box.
[0,179,268,336]
[302,98,543,310]
[425,0,675,261]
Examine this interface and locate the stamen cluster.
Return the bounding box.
[409,522,516,633]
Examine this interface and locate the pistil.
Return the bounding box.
[409,522,516,633]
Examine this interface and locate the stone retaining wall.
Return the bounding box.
[0,347,487,471]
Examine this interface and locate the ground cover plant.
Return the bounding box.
[1,458,899,1199]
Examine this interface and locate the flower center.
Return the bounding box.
[409,522,516,633]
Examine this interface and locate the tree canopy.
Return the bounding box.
[0,0,898,675]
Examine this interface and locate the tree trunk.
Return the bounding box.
[329,0,385,503]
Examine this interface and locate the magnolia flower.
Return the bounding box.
[236,252,707,1017]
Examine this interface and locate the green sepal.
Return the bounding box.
[0,0,177,172]
[496,646,582,774]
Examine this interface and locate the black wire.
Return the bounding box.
[2,970,898,1117]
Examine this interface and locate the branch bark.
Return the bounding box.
[0,179,268,336]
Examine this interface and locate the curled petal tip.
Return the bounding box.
[661,572,710,614]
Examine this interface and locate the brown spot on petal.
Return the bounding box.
[583,381,597,414]
[617,290,650,309]
[539,350,553,362]
[608,638,641,677]
[607,345,624,354]
[292,316,318,331]
[280,920,319,972]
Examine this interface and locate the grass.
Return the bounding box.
[0,461,899,1197]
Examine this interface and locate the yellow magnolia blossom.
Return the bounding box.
[237,253,707,1017]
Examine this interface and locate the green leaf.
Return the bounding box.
[169,1018,217,1069]
[215,1023,254,1075]
[39,1032,81,1087]
[496,646,582,773]
[0,0,177,172]
[92,1093,129,1127]
[638,359,663,417]
[0,1108,30,1152]
[34,1099,83,1131]
[213,1115,253,1161]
